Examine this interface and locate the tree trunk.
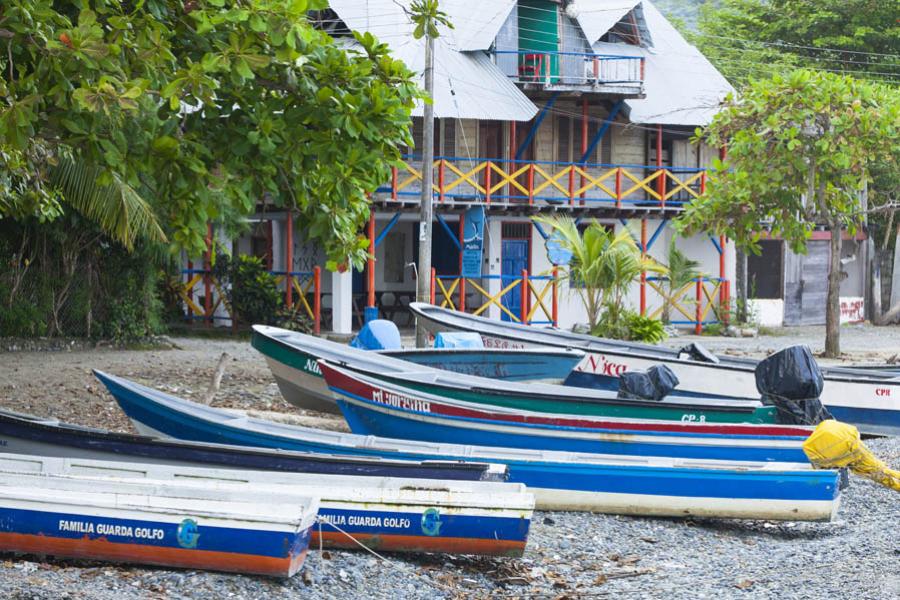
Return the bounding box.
[824,223,843,358]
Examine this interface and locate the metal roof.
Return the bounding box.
[595,1,734,126]
[570,1,641,46]
[329,0,536,121]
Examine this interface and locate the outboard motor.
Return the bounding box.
[617,365,680,401]
[755,345,833,425]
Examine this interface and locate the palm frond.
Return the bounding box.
[50,156,167,250]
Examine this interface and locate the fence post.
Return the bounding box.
[186,260,194,322]
[615,167,622,209]
[528,164,535,205]
[285,210,293,309]
[430,268,436,305]
[204,222,212,326]
[520,269,529,324]
[552,267,559,328]
[391,166,398,201]
[438,159,445,204]
[313,266,321,335]
[640,218,647,317]
[695,278,703,335]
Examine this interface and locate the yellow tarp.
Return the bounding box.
[803,419,900,492]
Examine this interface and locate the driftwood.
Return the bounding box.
[203,352,231,404]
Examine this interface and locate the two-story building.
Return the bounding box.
[189,1,744,333]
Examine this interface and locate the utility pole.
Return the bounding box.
[409,0,452,347]
[416,27,435,347]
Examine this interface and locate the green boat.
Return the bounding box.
[253,326,777,424]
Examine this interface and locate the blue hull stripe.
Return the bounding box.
[107,378,837,503]
[333,387,806,463]
[317,507,528,542]
[0,506,306,558]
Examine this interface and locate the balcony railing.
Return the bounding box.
[376,156,706,210]
[493,50,644,88]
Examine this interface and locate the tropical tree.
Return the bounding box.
[534,216,666,333]
[0,0,420,266]
[676,69,900,357]
[661,239,702,325]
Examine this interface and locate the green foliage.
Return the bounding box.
[410,0,454,40]
[661,239,702,324]
[212,253,281,326]
[93,248,166,343]
[676,69,899,255]
[593,310,667,344]
[0,1,420,268]
[534,216,667,331]
[693,0,900,87]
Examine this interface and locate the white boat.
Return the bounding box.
[0,453,534,557]
[0,464,318,576]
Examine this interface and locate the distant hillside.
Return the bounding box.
[652,0,710,30]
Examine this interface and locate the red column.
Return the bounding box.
[485,161,492,204]
[552,267,559,328]
[313,266,321,335]
[186,260,194,322]
[391,166,398,200]
[508,121,516,200]
[458,212,466,312]
[285,210,293,309]
[719,234,727,321]
[615,168,622,209]
[695,278,703,335]
[640,218,647,316]
[656,124,665,206]
[528,164,535,205]
[430,268,436,305]
[438,159,445,203]
[203,222,212,325]
[520,269,529,324]
[580,97,588,204]
[367,210,375,308]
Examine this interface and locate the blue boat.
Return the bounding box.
[318,361,809,463]
[95,371,841,521]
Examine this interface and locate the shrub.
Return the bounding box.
[212,253,282,326]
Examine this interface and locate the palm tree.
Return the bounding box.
[661,239,701,324]
[50,155,166,250]
[534,215,666,332]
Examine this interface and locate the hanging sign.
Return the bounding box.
[546,231,573,266]
[461,206,485,278]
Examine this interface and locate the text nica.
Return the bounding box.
[58,520,164,540]
[320,514,411,530]
[576,354,628,376]
[305,358,322,375]
[371,389,431,413]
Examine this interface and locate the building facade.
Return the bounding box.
[186,1,748,333]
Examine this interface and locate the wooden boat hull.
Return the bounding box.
[410,303,900,435]
[319,361,808,463]
[252,326,777,424]
[0,454,532,557]
[96,372,840,520]
[0,485,315,577]
[251,327,583,414]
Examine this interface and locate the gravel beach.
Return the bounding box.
[1,327,898,599]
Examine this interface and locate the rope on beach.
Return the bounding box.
[315,516,395,564]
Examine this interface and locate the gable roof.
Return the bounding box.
[327,1,536,121]
[570,1,642,47]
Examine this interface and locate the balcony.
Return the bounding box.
[374,156,706,217]
[492,50,645,97]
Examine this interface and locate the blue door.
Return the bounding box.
[501,239,529,322]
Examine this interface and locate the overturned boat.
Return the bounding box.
[0,453,533,557]
[96,371,841,521]
[251,326,777,424]
[409,303,900,435]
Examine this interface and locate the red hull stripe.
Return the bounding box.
[319,362,810,438]
[0,532,306,577]
[314,531,526,557]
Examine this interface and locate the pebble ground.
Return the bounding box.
[1,327,898,599]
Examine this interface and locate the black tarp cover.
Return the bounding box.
[755,345,833,425]
[617,364,680,401]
